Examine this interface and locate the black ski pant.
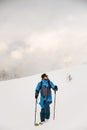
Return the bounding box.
[40,101,50,122]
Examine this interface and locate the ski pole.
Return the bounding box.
[53,90,56,120]
[34,99,38,125]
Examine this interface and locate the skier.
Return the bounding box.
[35,73,58,124]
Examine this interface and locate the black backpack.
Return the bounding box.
[39,80,52,98]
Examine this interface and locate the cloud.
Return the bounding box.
[9,41,25,51]
[10,42,33,59]
[0,0,87,79]
[26,31,61,51]
[0,43,8,52]
[11,50,23,60]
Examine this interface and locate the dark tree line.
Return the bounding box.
[0,70,20,81]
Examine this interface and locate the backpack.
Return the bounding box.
[39,80,51,98]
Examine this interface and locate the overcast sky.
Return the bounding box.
[0,0,87,77]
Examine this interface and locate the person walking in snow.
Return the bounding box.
[35,73,58,124]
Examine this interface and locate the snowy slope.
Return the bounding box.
[0,65,87,130]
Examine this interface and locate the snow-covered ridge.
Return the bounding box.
[0,65,87,130]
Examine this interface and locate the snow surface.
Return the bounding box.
[0,65,87,130]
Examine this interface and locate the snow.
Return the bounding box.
[0,65,87,130]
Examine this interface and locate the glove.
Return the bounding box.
[54,85,58,91]
[35,94,38,99]
[35,91,39,99]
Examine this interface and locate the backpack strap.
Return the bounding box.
[39,80,42,90]
[48,80,51,88]
[39,80,51,90]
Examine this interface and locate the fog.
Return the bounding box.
[0,0,87,79]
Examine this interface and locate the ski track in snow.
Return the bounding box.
[0,65,87,130]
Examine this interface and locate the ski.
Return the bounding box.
[34,123,39,126]
[34,122,45,126]
[34,123,43,126]
[34,120,49,126]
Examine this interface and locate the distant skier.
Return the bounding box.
[35,73,58,124]
[67,73,72,81]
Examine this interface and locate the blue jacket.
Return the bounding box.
[35,80,56,108]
